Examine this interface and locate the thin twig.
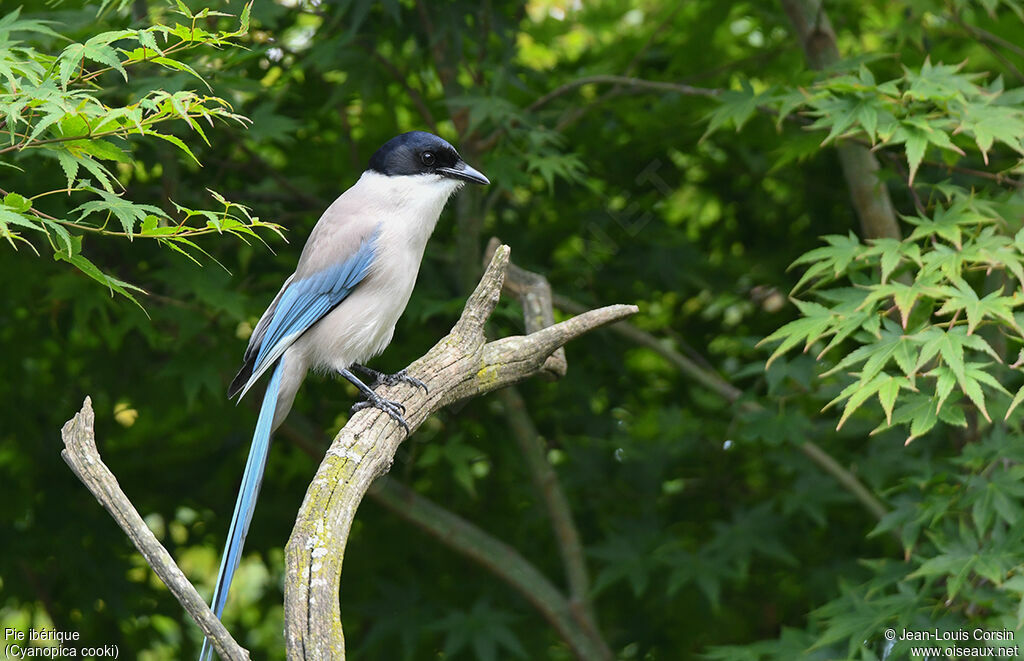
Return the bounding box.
[953,18,1024,59]
[552,1,686,133]
[950,15,1024,82]
[497,387,609,653]
[0,187,59,221]
[478,76,720,152]
[539,68,714,114]
[977,38,1024,84]
[553,294,744,403]
[919,156,1024,188]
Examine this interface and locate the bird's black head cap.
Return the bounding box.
[368,131,461,176]
[367,131,489,184]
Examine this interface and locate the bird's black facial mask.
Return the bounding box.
[368,130,489,185]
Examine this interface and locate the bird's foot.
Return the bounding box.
[353,365,429,394]
[378,368,429,393]
[350,391,411,433]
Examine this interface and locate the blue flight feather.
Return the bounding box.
[200,357,284,661]
[235,231,379,401]
[254,234,378,371]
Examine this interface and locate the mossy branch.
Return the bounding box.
[283,245,636,660]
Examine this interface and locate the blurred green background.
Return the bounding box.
[4,1,1024,659]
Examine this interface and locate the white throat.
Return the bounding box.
[354,170,463,249]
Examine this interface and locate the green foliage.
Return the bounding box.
[755,60,1024,443]
[430,599,528,661]
[7,1,1024,660]
[733,3,1024,658]
[0,2,278,304]
[763,189,1024,441]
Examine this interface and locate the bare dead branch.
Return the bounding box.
[486,237,566,378]
[283,245,636,659]
[59,246,633,660]
[59,397,250,661]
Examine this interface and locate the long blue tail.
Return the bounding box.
[199,359,285,661]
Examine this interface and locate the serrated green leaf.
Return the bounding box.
[961,373,990,421]
[73,138,130,163]
[0,205,42,234]
[760,300,837,366]
[887,393,942,443]
[77,156,116,193]
[135,28,163,56]
[893,339,918,376]
[1006,385,1024,419]
[74,190,167,238]
[702,80,763,140]
[878,376,904,425]
[932,365,957,413]
[55,151,79,188]
[937,402,967,427]
[903,124,927,186]
[54,243,146,308]
[149,56,209,88]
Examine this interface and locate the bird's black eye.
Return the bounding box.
[421,151,436,166]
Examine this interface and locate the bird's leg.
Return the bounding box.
[338,368,411,433]
[351,363,429,394]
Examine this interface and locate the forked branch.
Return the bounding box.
[283,245,635,659]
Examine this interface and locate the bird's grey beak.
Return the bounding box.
[438,161,490,185]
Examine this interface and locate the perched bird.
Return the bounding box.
[199,131,488,660]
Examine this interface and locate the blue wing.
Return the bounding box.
[231,229,379,401]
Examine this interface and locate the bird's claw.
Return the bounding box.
[377,368,429,394]
[351,393,410,433]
